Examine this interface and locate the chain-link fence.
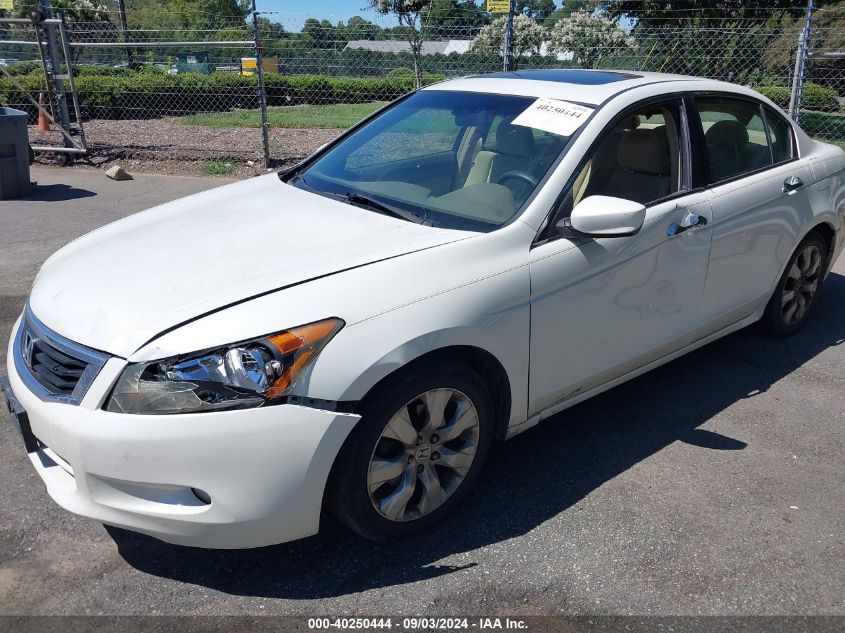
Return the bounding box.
[0,3,843,171]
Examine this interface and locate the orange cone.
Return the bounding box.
[37,93,50,131]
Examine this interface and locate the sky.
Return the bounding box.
[257,1,394,26]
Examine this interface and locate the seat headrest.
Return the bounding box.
[617,128,669,175]
[617,115,640,131]
[496,122,534,157]
[705,119,749,148]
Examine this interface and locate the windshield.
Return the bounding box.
[286,90,577,231]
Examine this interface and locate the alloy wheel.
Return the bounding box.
[781,243,823,326]
[367,388,480,522]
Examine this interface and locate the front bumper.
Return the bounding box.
[3,326,360,549]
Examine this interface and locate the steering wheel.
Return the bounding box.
[496,170,539,190]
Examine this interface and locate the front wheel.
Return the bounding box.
[760,232,828,337]
[327,362,493,541]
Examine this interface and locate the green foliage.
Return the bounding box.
[544,0,590,27]
[385,67,416,77]
[516,0,558,22]
[756,82,840,113]
[3,61,41,76]
[75,65,135,77]
[799,111,845,149]
[0,71,447,119]
[597,1,808,28]
[423,0,490,37]
[126,0,249,31]
[202,159,235,175]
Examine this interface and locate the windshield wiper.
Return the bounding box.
[338,192,426,225]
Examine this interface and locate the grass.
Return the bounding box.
[182,102,386,129]
[202,159,234,175]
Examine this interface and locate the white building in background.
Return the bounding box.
[344,39,574,61]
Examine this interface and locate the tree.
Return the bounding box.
[548,10,635,68]
[762,0,845,92]
[597,1,827,81]
[517,0,558,22]
[544,0,592,27]
[423,0,489,38]
[126,0,249,32]
[369,0,433,89]
[596,1,810,30]
[17,1,117,63]
[302,18,340,49]
[470,13,545,70]
[344,16,383,42]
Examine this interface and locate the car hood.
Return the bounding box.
[29,174,470,357]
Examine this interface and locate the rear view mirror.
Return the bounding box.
[556,195,646,238]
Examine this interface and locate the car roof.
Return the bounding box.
[423,69,734,106]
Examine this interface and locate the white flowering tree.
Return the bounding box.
[548,11,636,69]
[369,0,433,90]
[470,14,546,70]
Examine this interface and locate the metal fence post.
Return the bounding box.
[503,0,514,72]
[38,0,73,150]
[788,0,814,123]
[251,0,271,169]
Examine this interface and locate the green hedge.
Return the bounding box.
[3,61,41,76]
[0,71,443,119]
[756,82,841,113]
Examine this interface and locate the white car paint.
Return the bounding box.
[29,176,472,356]
[4,71,845,548]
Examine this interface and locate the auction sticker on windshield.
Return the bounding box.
[512,98,594,137]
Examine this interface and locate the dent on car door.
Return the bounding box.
[695,96,812,325]
[527,100,714,416]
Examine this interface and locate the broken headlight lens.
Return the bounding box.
[105,318,344,415]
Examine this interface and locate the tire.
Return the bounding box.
[759,231,828,337]
[327,360,494,541]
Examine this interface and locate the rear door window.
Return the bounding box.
[695,97,773,183]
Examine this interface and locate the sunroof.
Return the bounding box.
[477,69,640,85]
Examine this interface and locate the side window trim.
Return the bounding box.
[759,102,776,165]
[762,105,798,164]
[534,95,691,245]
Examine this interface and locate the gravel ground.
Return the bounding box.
[31,118,341,178]
[0,168,843,619]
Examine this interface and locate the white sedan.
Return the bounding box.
[3,70,844,548]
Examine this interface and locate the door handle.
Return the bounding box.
[667,214,707,237]
[783,175,803,195]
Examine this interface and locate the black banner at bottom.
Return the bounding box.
[0,616,842,633]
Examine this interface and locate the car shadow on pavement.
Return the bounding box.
[17,183,97,202]
[107,272,845,599]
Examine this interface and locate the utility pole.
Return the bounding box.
[116,0,131,66]
[503,0,514,72]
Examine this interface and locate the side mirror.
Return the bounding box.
[556,195,646,239]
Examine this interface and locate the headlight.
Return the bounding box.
[106,318,343,415]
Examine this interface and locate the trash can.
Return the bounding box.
[0,107,32,200]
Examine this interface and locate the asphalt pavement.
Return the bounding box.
[0,167,842,617]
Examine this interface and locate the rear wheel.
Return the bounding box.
[327,361,493,541]
[760,232,828,336]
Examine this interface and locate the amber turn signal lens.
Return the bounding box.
[263,318,344,398]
